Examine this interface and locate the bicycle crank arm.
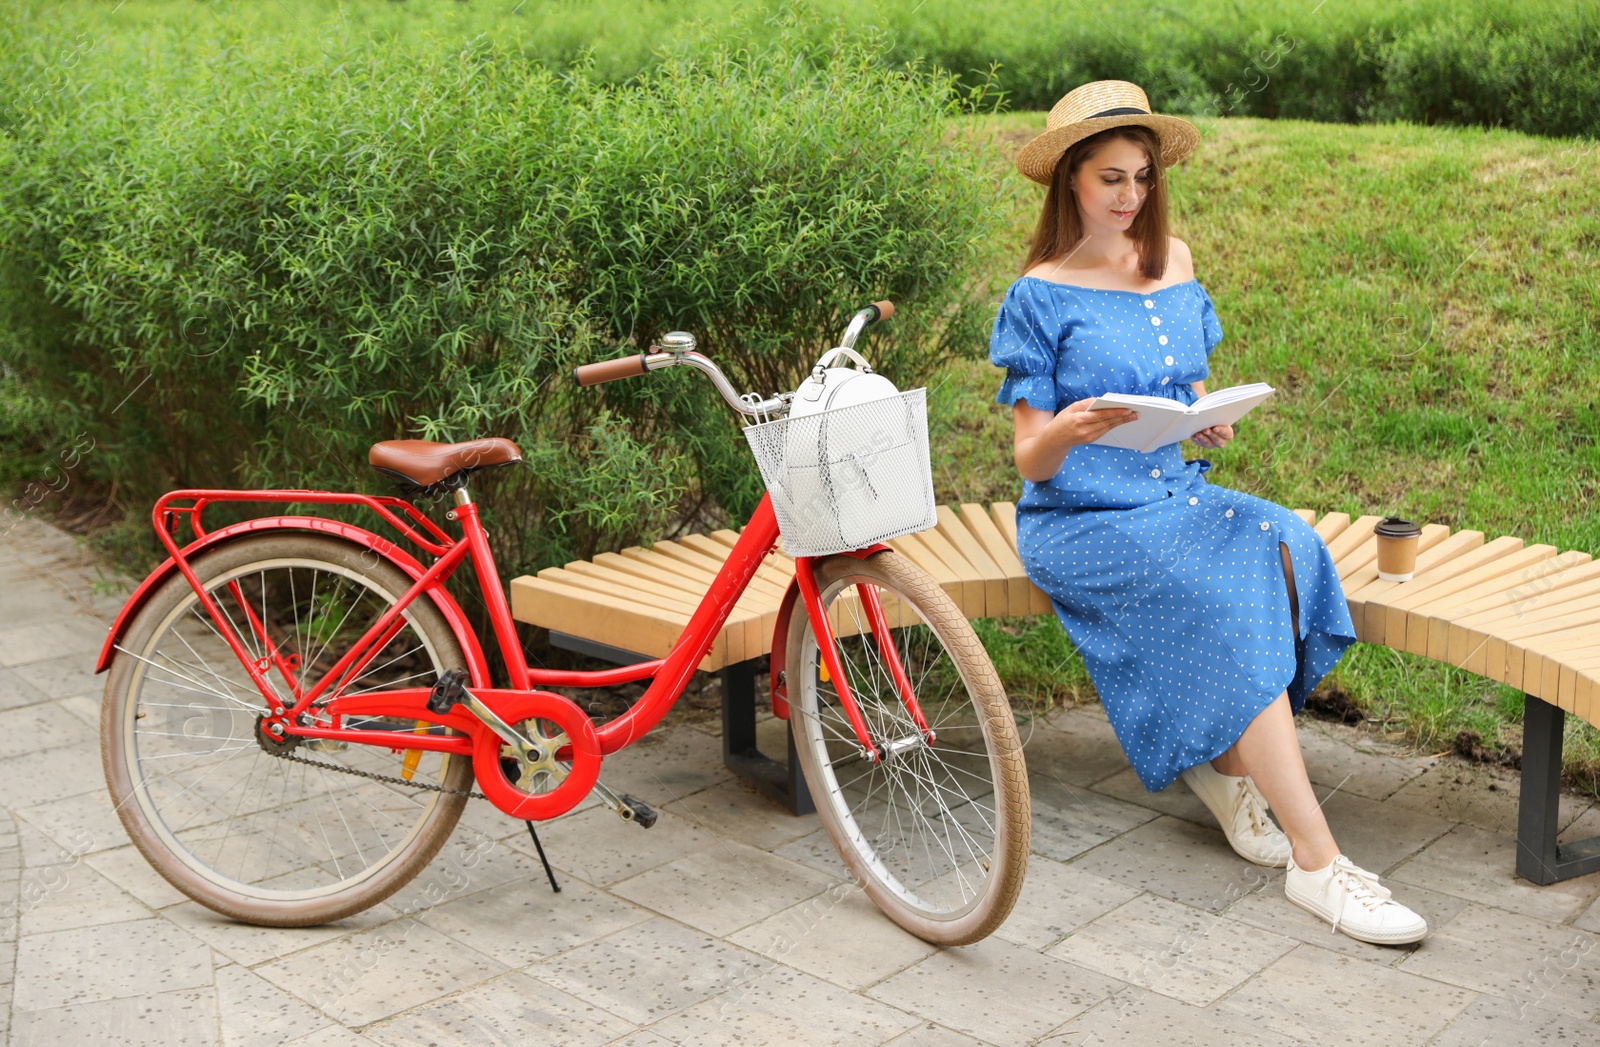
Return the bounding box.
[427,670,543,764]
[466,694,543,763]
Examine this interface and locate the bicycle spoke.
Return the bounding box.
[108,540,470,916]
[788,553,1026,945]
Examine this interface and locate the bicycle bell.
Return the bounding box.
[657,331,696,355]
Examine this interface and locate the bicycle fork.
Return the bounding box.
[792,557,935,764]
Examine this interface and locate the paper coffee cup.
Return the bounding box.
[1374,516,1422,582]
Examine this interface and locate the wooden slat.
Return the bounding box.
[584,552,774,659]
[959,502,1039,616]
[1447,589,1600,679]
[1326,515,1384,573]
[569,563,773,664]
[989,501,1055,614]
[1344,529,1486,644]
[1556,649,1600,713]
[508,576,726,671]
[917,525,985,616]
[1573,661,1600,724]
[691,532,797,592]
[1423,549,1591,661]
[992,501,1019,549]
[594,551,703,597]
[936,505,1009,618]
[885,532,967,610]
[1547,645,1600,700]
[540,565,752,664]
[1332,524,1451,622]
[548,563,700,616]
[1518,601,1600,696]
[617,543,720,588]
[1517,628,1600,701]
[558,561,774,663]
[1491,610,1600,691]
[646,539,789,602]
[1388,542,1557,657]
[1449,566,1600,677]
[1313,511,1352,547]
[678,533,734,569]
[1374,535,1528,646]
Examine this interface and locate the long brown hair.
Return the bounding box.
[1019,125,1172,281]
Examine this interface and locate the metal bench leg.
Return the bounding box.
[1516,692,1600,884]
[721,658,814,816]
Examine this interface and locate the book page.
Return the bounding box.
[1084,384,1275,453]
[1082,393,1185,452]
[1141,384,1273,451]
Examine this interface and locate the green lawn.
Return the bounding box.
[935,111,1600,793]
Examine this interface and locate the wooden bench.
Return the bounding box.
[509,503,1600,884]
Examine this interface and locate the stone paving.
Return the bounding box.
[3,513,1600,1046]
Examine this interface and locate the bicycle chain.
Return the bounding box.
[261,745,486,800]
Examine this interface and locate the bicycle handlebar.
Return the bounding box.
[573,353,649,387]
[572,300,896,416]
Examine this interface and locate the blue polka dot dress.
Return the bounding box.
[990,275,1358,793]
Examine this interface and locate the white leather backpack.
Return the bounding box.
[788,346,900,417]
[744,346,936,557]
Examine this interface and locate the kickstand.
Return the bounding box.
[524,821,561,893]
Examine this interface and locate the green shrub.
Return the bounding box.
[0,7,1003,598]
[14,0,1598,139]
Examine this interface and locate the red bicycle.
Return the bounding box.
[96,302,1030,945]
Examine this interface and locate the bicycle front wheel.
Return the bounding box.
[101,533,473,926]
[785,550,1029,945]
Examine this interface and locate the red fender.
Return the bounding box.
[94,516,491,686]
[767,545,891,721]
[768,579,801,720]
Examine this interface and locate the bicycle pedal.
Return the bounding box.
[590,777,658,828]
[618,794,658,829]
[426,669,470,714]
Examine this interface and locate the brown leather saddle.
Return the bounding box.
[368,437,522,493]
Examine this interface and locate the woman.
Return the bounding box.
[991,81,1428,946]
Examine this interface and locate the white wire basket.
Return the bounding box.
[743,388,936,558]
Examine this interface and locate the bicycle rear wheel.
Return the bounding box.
[101,533,473,926]
[785,550,1029,945]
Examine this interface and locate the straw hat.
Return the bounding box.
[1014,80,1200,186]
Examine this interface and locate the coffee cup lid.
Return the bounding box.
[1375,516,1422,538]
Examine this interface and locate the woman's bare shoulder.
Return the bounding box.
[1021,260,1069,282]
[1167,236,1196,281]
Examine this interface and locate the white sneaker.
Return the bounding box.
[1285,853,1429,945]
[1179,760,1291,867]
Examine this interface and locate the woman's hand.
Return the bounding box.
[1012,397,1138,483]
[1054,397,1139,447]
[1189,424,1233,450]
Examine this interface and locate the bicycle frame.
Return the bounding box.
[107,482,929,818]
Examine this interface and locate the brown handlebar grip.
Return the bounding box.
[573,353,649,386]
[871,300,895,322]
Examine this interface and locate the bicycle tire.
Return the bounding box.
[101,533,473,926]
[785,550,1029,945]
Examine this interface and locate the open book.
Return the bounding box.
[1085,383,1275,453]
